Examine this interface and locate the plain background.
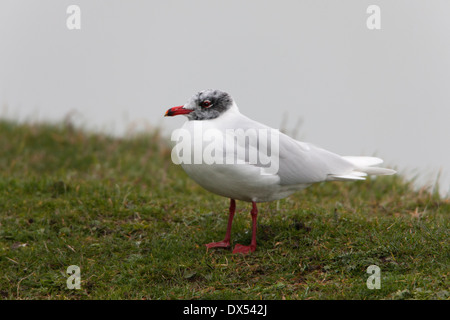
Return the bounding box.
[0,1,449,197]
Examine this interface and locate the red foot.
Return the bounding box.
[232,243,256,254]
[205,240,231,249]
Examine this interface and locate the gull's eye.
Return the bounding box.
[201,100,212,108]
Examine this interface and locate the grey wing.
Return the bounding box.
[275,133,355,185]
[221,113,355,185]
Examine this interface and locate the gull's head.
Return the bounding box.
[165,89,235,120]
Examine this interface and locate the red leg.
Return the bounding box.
[205,199,236,249]
[233,201,258,254]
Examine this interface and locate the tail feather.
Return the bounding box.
[328,156,396,181]
[342,156,383,167]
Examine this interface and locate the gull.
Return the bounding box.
[165,89,395,254]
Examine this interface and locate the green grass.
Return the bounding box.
[0,119,448,300]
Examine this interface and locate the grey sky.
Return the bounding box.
[0,1,449,197]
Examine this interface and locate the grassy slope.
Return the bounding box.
[0,120,448,300]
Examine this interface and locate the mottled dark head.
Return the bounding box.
[165,89,234,120]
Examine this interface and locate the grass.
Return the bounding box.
[0,119,448,300]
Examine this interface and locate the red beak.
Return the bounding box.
[164,105,193,117]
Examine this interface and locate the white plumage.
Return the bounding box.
[178,101,395,203]
[165,89,396,253]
